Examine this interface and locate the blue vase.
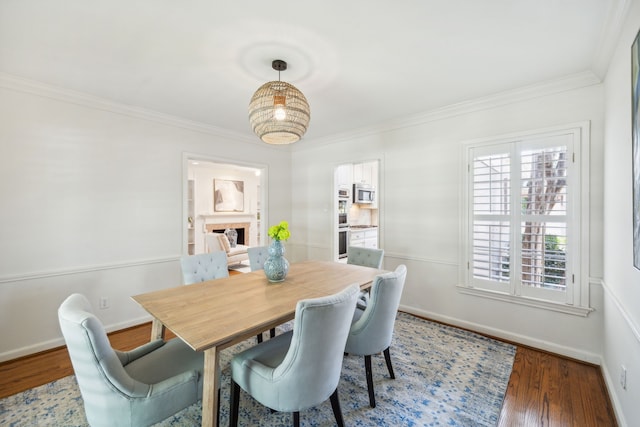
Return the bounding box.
[263,240,289,282]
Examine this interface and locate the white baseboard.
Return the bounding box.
[600,360,628,427]
[0,315,152,363]
[399,304,602,365]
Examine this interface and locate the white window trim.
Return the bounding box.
[458,122,593,317]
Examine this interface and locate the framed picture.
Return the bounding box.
[214,179,244,212]
[632,30,640,270]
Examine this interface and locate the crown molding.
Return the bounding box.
[591,0,631,79]
[0,72,262,146]
[0,70,603,153]
[293,70,602,151]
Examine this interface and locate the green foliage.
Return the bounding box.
[544,235,566,285]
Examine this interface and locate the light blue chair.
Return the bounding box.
[344,264,407,408]
[347,246,384,269]
[58,293,208,427]
[247,245,276,343]
[347,246,385,309]
[180,251,229,285]
[247,245,269,271]
[229,284,360,427]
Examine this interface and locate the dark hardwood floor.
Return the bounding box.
[0,317,618,426]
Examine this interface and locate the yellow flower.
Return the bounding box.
[268,221,291,241]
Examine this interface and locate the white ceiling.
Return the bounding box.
[0,0,624,145]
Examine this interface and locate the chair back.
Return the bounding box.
[347,246,384,268]
[255,284,359,411]
[58,294,150,426]
[247,246,268,271]
[180,251,229,284]
[205,233,223,253]
[345,265,407,355]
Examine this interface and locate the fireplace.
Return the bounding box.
[205,222,250,246]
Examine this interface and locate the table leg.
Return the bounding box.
[202,347,220,427]
[150,319,165,341]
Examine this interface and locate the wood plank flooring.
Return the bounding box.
[0,316,618,426]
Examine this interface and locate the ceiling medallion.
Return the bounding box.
[248,60,311,144]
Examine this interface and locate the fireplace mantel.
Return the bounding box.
[197,213,256,248]
[199,213,253,217]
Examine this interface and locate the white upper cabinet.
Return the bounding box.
[336,163,353,188]
[353,161,378,187]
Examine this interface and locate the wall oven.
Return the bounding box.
[338,226,349,259]
[338,198,349,227]
[338,186,351,259]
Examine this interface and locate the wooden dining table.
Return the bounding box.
[131,260,384,427]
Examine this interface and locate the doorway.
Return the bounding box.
[334,160,380,261]
[184,156,267,255]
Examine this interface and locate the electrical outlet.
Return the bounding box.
[620,365,627,390]
[99,297,109,310]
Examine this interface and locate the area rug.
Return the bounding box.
[228,262,251,274]
[0,313,516,426]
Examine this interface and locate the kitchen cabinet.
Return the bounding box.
[350,227,378,248]
[353,161,377,186]
[336,163,353,188]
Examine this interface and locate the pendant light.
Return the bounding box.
[248,60,311,144]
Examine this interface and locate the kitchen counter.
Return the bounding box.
[350,225,378,229]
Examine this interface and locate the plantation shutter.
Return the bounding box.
[468,134,574,304]
[518,136,572,303]
[469,144,513,294]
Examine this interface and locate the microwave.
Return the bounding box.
[353,183,375,204]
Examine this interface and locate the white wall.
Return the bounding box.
[292,81,605,363]
[0,81,291,361]
[602,0,640,424]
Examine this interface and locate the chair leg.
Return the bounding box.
[383,347,395,379]
[364,354,376,408]
[270,327,276,338]
[293,411,300,427]
[256,333,263,343]
[217,388,221,426]
[329,388,345,427]
[230,380,240,427]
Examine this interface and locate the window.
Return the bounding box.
[460,124,591,315]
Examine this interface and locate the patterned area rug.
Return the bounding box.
[0,313,516,426]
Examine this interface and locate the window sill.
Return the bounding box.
[456,285,594,317]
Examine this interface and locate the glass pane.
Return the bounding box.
[473,153,510,214]
[520,221,567,291]
[473,220,510,282]
[521,146,567,216]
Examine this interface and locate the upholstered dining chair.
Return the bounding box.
[58,293,209,427]
[347,246,385,309]
[180,250,229,285]
[347,246,385,269]
[229,284,360,427]
[247,245,268,271]
[344,264,407,408]
[247,245,276,343]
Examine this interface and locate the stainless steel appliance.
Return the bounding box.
[338,187,351,258]
[353,183,375,204]
[338,226,349,259]
[338,186,350,199]
[338,199,349,227]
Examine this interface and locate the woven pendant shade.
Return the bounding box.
[248,61,310,144]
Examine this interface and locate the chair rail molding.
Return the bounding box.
[0,256,179,284]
